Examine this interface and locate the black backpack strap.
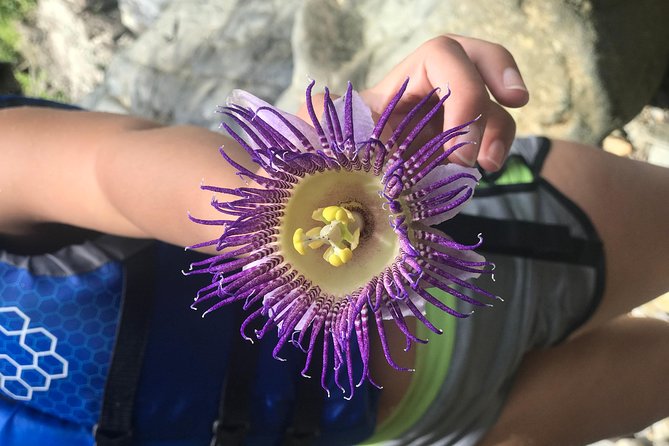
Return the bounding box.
[438,213,603,266]
[283,332,325,446]
[95,245,155,446]
[282,372,324,446]
[211,311,326,446]
[210,307,261,446]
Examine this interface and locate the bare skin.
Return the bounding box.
[1,36,667,445]
[0,107,244,252]
[359,35,529,171]
[480,315,669,446]
[1,35,529,249]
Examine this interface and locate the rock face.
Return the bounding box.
[590,1,669,130]
[24,0,669,141]
[83,0,299,128]
[118,0,171,35]
[20,0,127,101]
[278,0,669,144]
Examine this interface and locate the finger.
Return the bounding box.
[425,36,526,169]
[295,99,311,122]
[446,34,529,108]
[476,103,516,172]
[363,36,487,115]
[419,37,492,166]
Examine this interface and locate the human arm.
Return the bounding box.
[0,106,252,252]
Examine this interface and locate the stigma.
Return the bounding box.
[292,205,362,267]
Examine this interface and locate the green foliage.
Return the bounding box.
[0,0,37,21]
[0,21,21,63]
[0,0,36,63]
[14,69,69,101]
[0,0,66,100]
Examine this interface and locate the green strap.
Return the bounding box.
[478,156,534,189]
[360,289,456,444]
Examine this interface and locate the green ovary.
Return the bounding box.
[280,170,400,297]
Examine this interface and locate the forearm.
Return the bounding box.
[0,107,249,251]
[93,122,245,249]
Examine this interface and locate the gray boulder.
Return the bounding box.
[118,0,171,35]
[84,0,300,128]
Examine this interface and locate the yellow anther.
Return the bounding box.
[338,247,353,263]
[322,205,340,222]
[335,208,349,223]
[312,209,325,222]
[328,253,344,267]
[325,247,353,267]
[293,228,306,255]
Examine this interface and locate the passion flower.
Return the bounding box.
[188,79,497,397]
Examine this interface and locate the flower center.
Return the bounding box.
[279,170,400,297]
[292,205,362,267]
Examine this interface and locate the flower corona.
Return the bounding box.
[187,79,498,397]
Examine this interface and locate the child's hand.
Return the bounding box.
[360,35,529,172]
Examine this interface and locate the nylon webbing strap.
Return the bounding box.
[95,245,155,446]
[211,306,261,446]
[282,335,325,446]
[212,311,326,446]
[437,214,602,266]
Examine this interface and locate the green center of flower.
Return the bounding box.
[292,205,362,267]
[280,170,400,297]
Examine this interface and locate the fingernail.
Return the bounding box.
[502,67,527,92]
[452,124,480,167]
[486,139,506,170]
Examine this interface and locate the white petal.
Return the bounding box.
[326,90,375,146]
[434,244,487,281]
[378,242,486,322]
[262,290,313,332]
[379,289,426,320]
[227,89,322,152]
[412,163,481,226]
